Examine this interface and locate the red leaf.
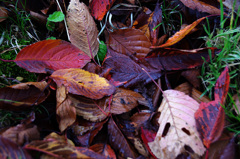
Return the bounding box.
[146,47,217,71]
[15,40,90,73]
[214,66,230,105]
[89,0,116,20]
[194,101,225,148]
[141,127,157,158]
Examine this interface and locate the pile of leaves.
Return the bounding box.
[0,0,239,158]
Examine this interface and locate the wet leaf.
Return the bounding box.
[146,47,216,71]
[179,0,222,15]
[103,47,161,87]
[0,136,31,159]
[141,127,157,158]
[0,82,49,111]
[67,0,99,58]
[108,29,151,58]
[15,40,90,73]
[152,17,206,48]
[89,0,116,20]
[50,68,115,99]
[108,117,138,158]
[149,90,205,158]
[24,132,93,158]
[56,85,76,132]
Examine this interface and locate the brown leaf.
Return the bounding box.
[50,68,115,99]
[180,0,224,15]
[175,82,211,103]
[130,112,151,129]
[15,40,90,73]
[149,90,205,158]
[24,132,93,158]
[89,143,117,159]
[0,136,32,159]
[0,82,49,111]
[56,85,76,132]
[1,124,40,146]
[108,117,138,158]
[108,28,151,58]
[181,69,201,88]
[67,0,99,58]
[110,88,146,114]
[152,16,206,48]
[0,6,8,22]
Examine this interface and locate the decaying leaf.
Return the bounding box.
[56,85,76,132]
[67,0,99,58]
[90,143,117,159]
[0,82,49,111]
[1,124,40,146]
[15,40,90,73]
[89,0,116,20]
[179,0,222,15]
[108,117,138,158]
[149,90,205,158]
[50,68,115,99]
[0,6,8,22]
[108,29,151,58]
[153,17,206,48]
[24,132,98,158]
[0,136,32,159]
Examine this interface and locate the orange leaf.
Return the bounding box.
[153,17,206,48]
[15,40,90,73]
[50,68,115,99]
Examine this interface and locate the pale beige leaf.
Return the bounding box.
[56,85,76,132]
[66,0,99,58]
[148,90,205,159]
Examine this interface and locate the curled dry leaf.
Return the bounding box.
[0,136,32,159]
[50,68,115,99]
[89,0,116,20]
[153,17,206,48]
[180,0,222,15]
[56,85,76,132]
[149,90,205,158]
[15,40,90,73]
[67,0,99,58]
[1,124,40,146]
[24,132,94,158]
[0,81,49,111]
[108,29,151,58]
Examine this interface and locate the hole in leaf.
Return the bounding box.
[182,127,191,136]
[184,145,194,153]
[162,122,170,137]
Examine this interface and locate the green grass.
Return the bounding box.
[201,0,240,133]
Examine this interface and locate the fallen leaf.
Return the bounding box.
[103,47,161,87]
[152,17,206,48]
[0,136,32,159]
[56,85,76,132]
[108,28,151,58]
[214,66,230,105]
[0,6,8,22]
[149,90,205,158]
[15,40,90,73]
[108,117,138,158]
[89,0,116,20]
[89,143,117,159]
[1,124,40,146]
[146,47,216,71]
[67,0,99,58]
[141,127,157,158]
[179,0,222,15]
[181,69,201,88]
[50,68,115,99]
[24,132,93,158]
[0,82,49,111]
